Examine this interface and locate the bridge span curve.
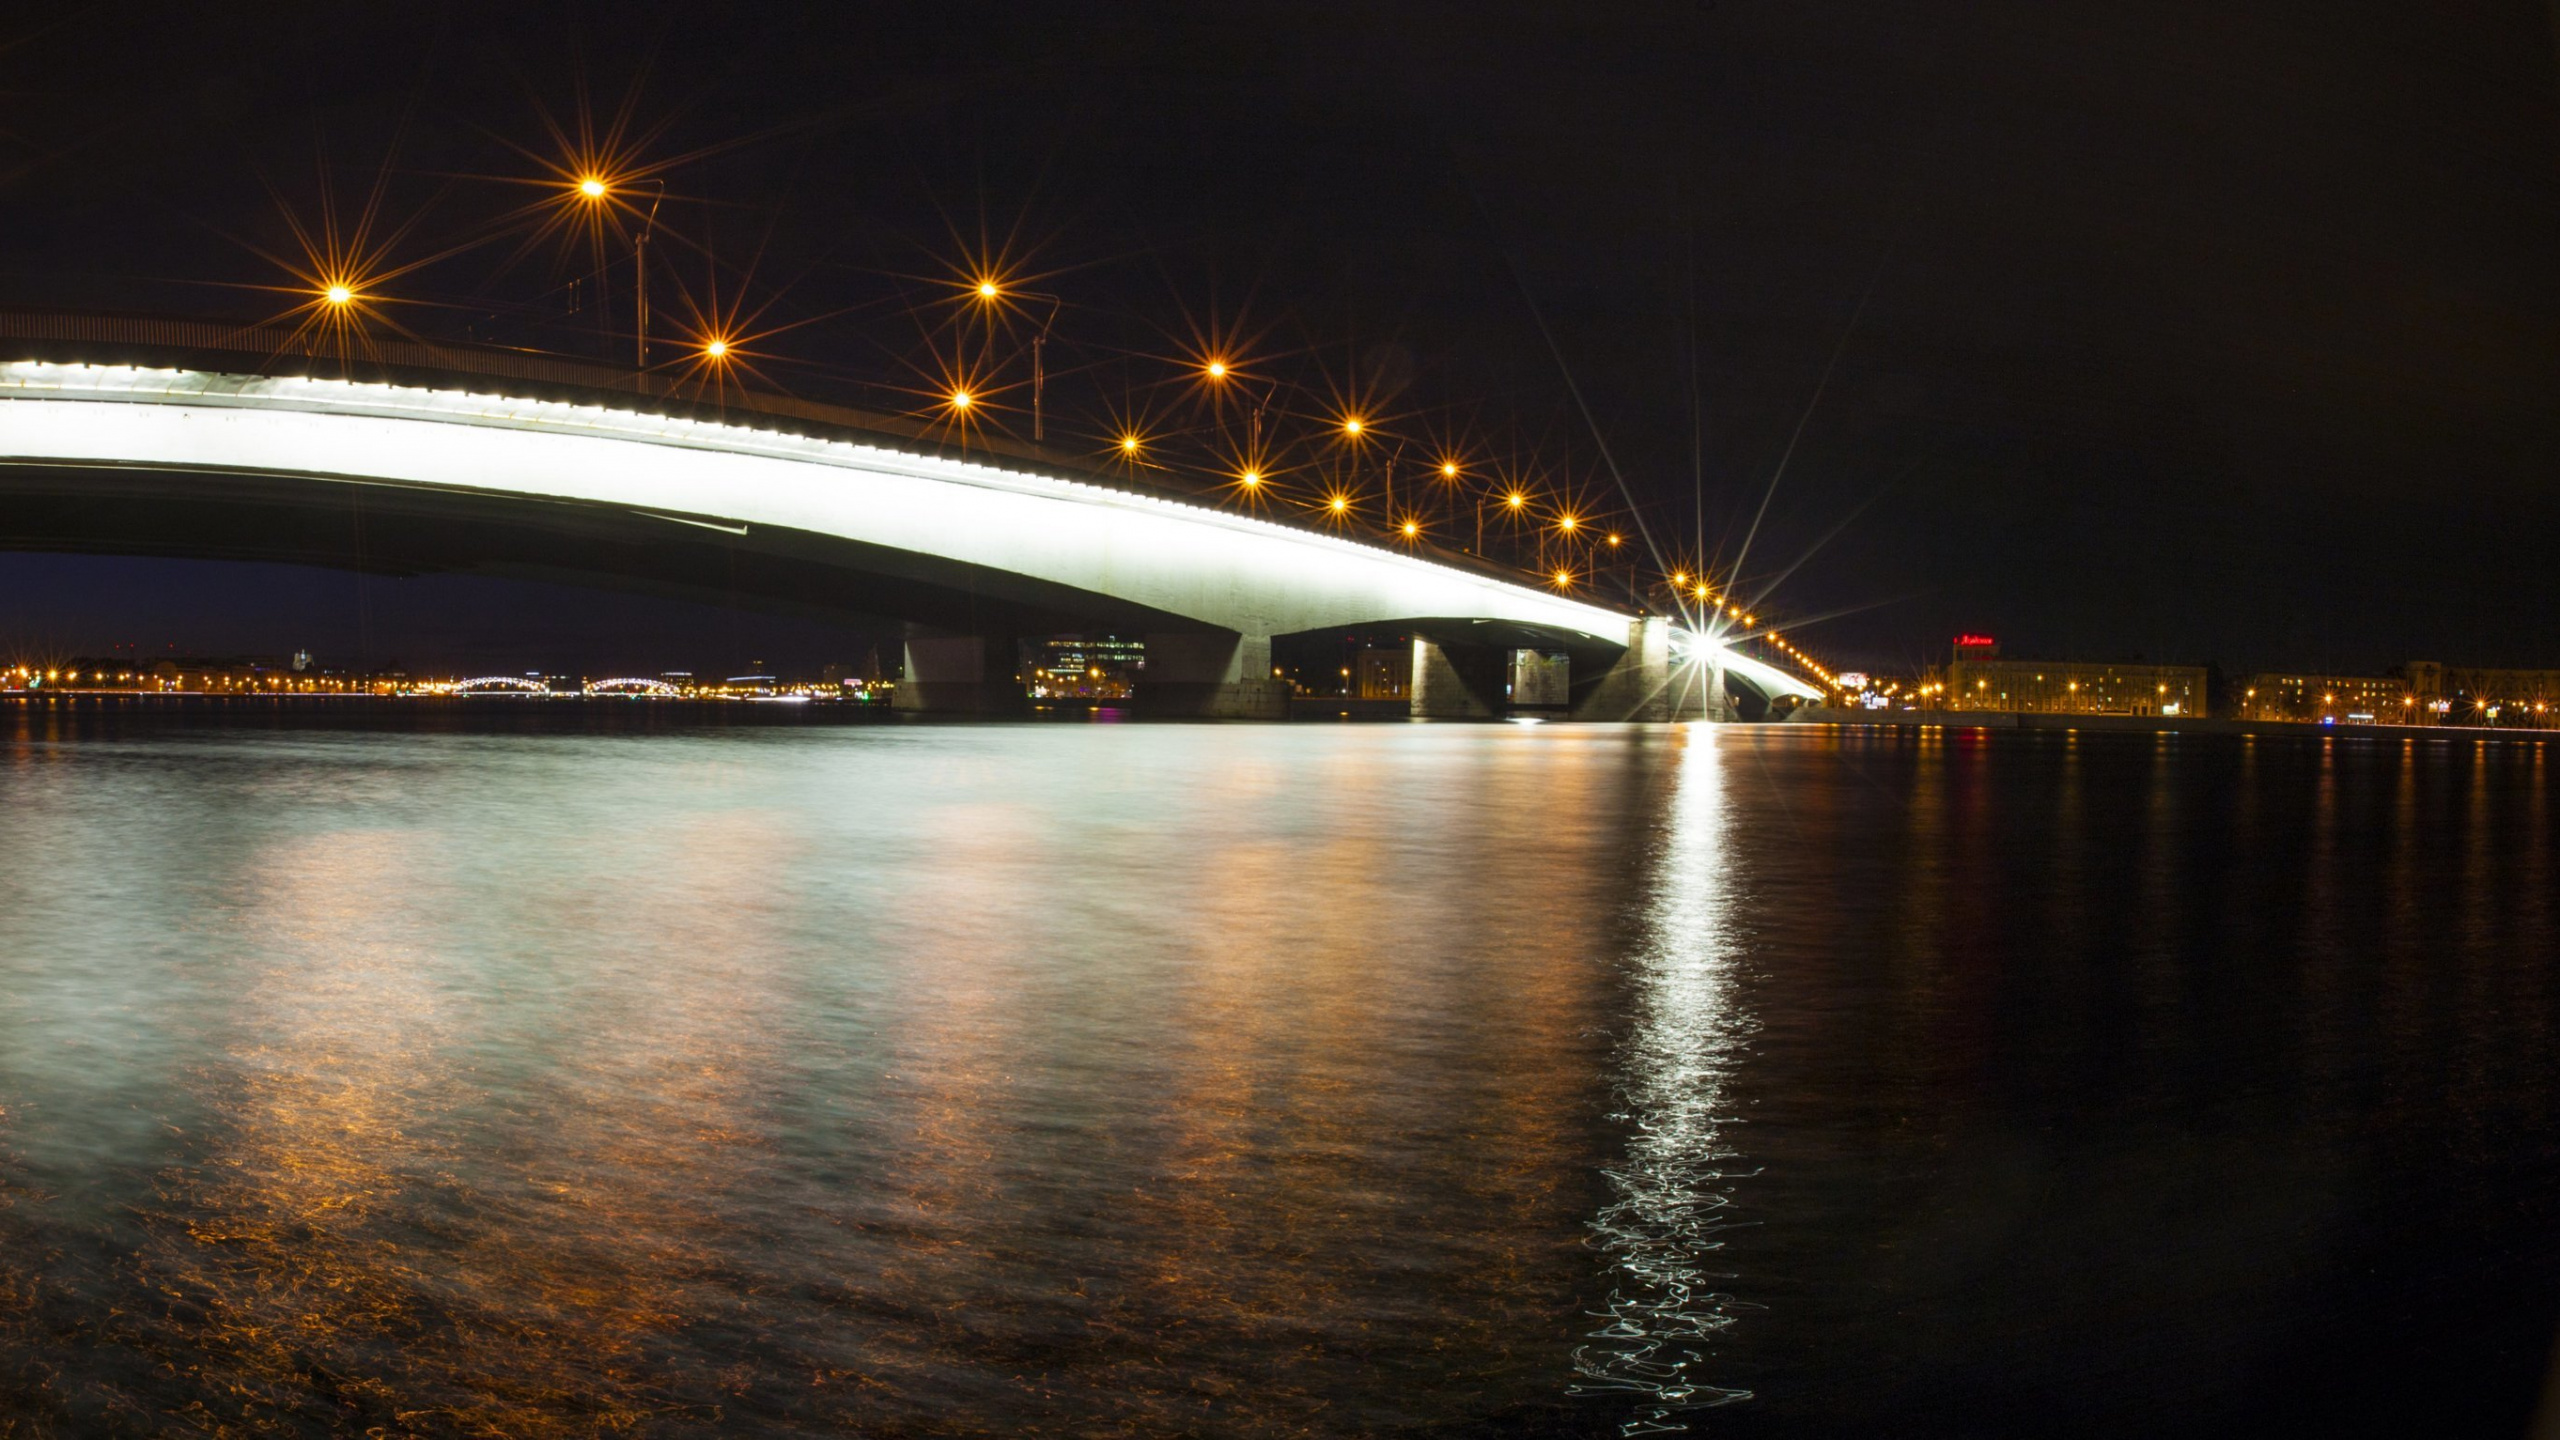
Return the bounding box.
[0,356,1816,718]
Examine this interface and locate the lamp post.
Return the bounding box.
[974,283,1062,442]
[631,180,666,371]
[1027,292,1061,442]
[1202,360,1281,479]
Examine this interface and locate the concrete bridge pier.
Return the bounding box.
[1510,649,1573,712]
[894,631,1029,716]
[1410,638,1508,718]
[1570,617,1717,721]
[1135,632,1290,719]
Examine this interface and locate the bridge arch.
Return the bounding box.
[0,355,1817,717]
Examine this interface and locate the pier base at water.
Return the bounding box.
[1135,631,1290,719]
[1571,617,1717,721]
[894,632,1029,716]
[1410,638,1506,718]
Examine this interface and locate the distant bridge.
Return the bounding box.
[0,314,1816,719]
[584,677,683,697]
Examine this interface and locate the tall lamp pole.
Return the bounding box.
[1029,294,1063,442]
[633,181,666,371]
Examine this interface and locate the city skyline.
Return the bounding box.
[3,4,2557,674]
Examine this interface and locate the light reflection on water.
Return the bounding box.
[8,708,2560,1437]
[0,715,1649,1436]
[1573,726,1754,1431]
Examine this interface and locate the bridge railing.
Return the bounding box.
[0,307,1587,598]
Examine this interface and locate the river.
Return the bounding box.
[2,705,2555,1436]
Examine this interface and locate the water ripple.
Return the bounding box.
[1572,727,1756,1432]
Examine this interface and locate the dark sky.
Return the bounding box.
[4,1,2558,677]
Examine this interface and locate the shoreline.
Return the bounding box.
[1793,705,2557,745]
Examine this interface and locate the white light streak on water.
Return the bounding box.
[1573,725,1755,1432]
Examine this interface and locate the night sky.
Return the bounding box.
[4,1,2557,677]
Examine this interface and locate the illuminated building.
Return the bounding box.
[2404,661,2560,727]
[1935,635,2206,718]
[2237,673,2408,724]
[2233,664,2560,727]
[1028,635,1145,699]
[9,655,399,695]
[1353,647,1413,701]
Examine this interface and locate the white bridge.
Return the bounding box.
[0,357,1814,718]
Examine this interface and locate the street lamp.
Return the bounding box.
[1203,359,1281,462]
[973,279,1062,441]
[632,179,666,370]
[1476,486,1528,556]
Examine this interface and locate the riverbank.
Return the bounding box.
[1794,705,2558,745]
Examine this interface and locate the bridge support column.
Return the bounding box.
[1135,632,1289,719]
[894,632,1028,716]
[1510,649,1573,712]
[1572,617,1714,721]
[1410,638,1506,718]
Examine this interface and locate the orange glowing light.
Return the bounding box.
[576,176,608,199]
[322,284,353,305]
[1440,460,1459,478]
[703,338,729,359]
[1401,519,1420,538]
[1120,435,1142,454]
[1552,568,1574,587]
[1239,469,1262,488]
[1328,494,1350,514]
[1555,514,1579,533]
[949,390,973,410]
[1204,359,1229,380]
[976,280,1000,299]
[1504,491,1526,510]
[1341,416,1364,438]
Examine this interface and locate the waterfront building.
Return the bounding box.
[5,656,397,694]
[2232,665,2559,727]
[1354,647,1414,701]
[1027,635,1144,700]
[2405,662,2560,726]
[2237,673,2411,723]
[1934,636,2207,718]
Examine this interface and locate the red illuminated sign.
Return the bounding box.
[1953,634,1997,648]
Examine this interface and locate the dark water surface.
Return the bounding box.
[3,706,2557,1437]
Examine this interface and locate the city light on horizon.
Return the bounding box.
[14,31,2560,1440]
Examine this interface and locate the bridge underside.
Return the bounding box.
[0,462,1204,639]
[1,461,1799,719]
